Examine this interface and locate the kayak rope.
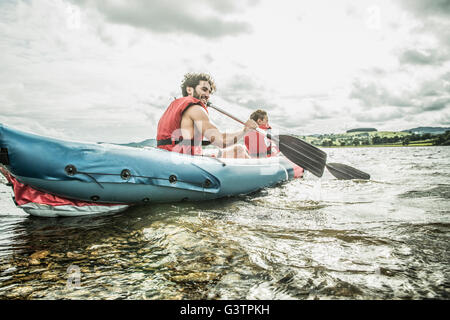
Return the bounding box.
[80,172,104,189]
[64,165,213,188]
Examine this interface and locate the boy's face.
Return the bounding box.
[257,116,269,126]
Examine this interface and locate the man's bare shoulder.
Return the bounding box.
[183,104,209,120]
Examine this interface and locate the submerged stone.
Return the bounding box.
[170,272,220,283]
[30,250,50,260]
[41,271,59,281]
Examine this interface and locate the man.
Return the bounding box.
[244,109,278,158]
[157,73,257,158]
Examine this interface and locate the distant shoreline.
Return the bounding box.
[321,143,440,148]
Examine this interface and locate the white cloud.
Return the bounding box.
[0,0,449,143]
[70,0,255,38]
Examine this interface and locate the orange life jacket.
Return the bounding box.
[156,96,208,155]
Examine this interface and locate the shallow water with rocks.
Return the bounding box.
[0,146,449,299]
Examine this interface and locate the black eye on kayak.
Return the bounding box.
[120,169,131,180]
[169,175,177,184]
[65,164,77,176]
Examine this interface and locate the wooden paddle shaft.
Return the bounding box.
[207,103,275,141]
[207,103,246,125]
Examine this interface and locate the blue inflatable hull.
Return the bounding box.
[0,124,301,216]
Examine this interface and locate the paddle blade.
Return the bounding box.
[326,163,370,180]
[278,135,327,177]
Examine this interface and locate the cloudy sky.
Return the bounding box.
[0,0,449,143]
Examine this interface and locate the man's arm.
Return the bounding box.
[184,105,255,148]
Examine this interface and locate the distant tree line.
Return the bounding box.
[402,132,450,146]
[312,131,450,147]
[433,130,450,146]
[372,135,402,145]
[346,128,377,133]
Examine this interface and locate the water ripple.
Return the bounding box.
[1,147,449,299]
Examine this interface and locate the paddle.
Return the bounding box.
[207,102,327,177]
[207,102,370,180]
[326,163,370,180]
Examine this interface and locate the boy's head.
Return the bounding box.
[250,109,268,126]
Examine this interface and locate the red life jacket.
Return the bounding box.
[244,125,303,177]
[156,96,208,155]
[244,124,275,158]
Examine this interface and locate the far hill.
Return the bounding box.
[346,128,377,133]
[402,127,450,135]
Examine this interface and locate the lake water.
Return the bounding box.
[0,146,448,300]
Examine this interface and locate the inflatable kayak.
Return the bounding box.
[0,124,303,217]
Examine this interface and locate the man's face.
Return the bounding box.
[187,80,211,105]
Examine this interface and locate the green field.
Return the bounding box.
[321,142,434,148]
[298,131,438,148]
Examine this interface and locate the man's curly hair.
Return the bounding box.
[181,73,216,97]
